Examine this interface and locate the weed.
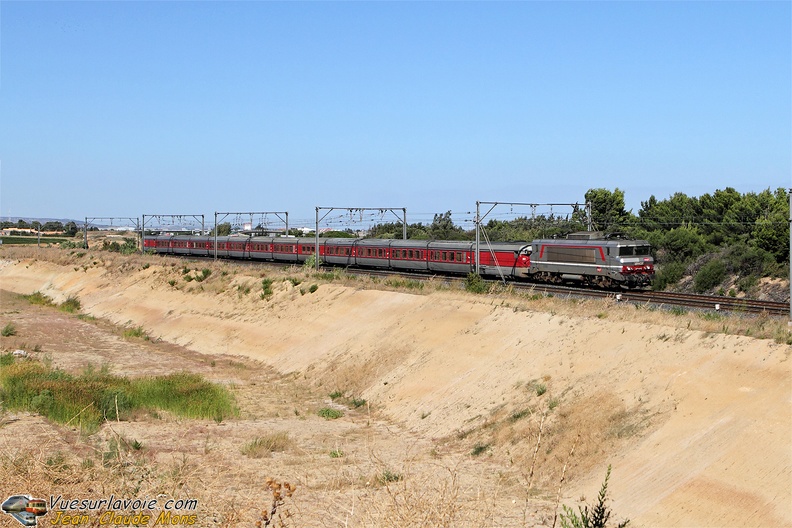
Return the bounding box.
[470,442,491,456]
[535,383,548,396]
[378,469,403,483]
[329,390,344,400]
[241,432,291,458]
[258,477,297,527]
[548,397,560,411]
[508,408,532,422]
[329,449,344,458]
[122,326,149,340]
[168,279,176,287]
[385,278,424,290]
[1,323,16,337]
[559,465,630,528]
[22,291,53,306]
[286,277,302,286]
[302,255,320,271]
[309,284,318,294]
[59,296,81,314]
[261,278,274,297]
[350,397,367,408]
[317,408,343,420]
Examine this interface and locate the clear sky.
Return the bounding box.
[1,1,790,229]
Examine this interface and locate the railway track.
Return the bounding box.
[345,268,790,316]
[176,255,790,317]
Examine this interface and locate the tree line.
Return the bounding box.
[366,187,790,293]
[1,220,80,236]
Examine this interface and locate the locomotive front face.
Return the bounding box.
[614,242,654,287]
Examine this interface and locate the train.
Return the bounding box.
[143,231,654,289]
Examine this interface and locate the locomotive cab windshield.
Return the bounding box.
[617,245,650,257]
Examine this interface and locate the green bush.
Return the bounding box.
[694,259,727,293]
[261,278,274,297]
[317,408,343,420]
[652,261,686,291]
[465,273,488,294]
[23,291,54,306]
[58,296,81,314]
[1,323,16,337]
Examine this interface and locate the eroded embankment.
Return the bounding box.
[1,251,790,527]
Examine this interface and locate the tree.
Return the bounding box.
[427,211,467,240]
[660,226,709,263]
[750,188,789,263]
[585,188,631,232]
[209,222,232,236]
[64,221,79,236]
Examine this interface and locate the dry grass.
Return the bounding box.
[242,432,292,458]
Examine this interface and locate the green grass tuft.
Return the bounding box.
[58,296,81,314]
[0,358,237,433]
[317,407,343,420]
[1,323,16,337]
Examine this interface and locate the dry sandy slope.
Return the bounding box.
[0,252,790,527]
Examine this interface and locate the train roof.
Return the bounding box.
[532,237,650,247]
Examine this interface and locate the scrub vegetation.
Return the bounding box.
[0,356,237,433]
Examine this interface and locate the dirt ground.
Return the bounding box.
[0,247,790,527]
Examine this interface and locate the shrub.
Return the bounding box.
[559,465,630,528]
[23,291,53,306]
[194,269,212,282]
[58,296,81,314]
[317,408,343,420]
[694,259,727,293]
[261,278,274,297]
[736,274,759,293]
[652,261,686,291]
[122,326,149,340]
[470,442,490,456]
[465,273,488,294]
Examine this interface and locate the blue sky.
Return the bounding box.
[1,1,790,229]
